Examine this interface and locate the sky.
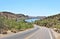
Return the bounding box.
[0,0,60,16]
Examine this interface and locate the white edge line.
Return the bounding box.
[48,29,53,39]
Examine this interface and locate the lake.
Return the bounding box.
[25,18,39,22]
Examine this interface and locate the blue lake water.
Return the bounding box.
[25,19,39,22]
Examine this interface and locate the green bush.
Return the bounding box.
[34,14,60,31]
[0,16,33,33]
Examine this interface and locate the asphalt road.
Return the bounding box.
[27,27,55,39]
[0,25,55,39]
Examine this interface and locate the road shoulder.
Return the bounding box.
[51,29,60,39]
[0,28,33,38]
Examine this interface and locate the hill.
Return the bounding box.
[35,13,60,29]
[0,11,28,19]
[0,11,33,34]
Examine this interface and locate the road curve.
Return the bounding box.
[0,25,55,39]
[26,27,55,39]
[0,25,39,39]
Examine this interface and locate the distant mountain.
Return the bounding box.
[27,16,46,19]
[0,11,46,20]
[0,11,28,19]
[0,11,46,19]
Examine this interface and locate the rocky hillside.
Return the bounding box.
[0,12,33,34]
[0,11,28,19]
[35,13,60,28]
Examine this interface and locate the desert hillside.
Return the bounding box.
[0,11,28,19]
[0,11,33,34]
[35,13,60,29]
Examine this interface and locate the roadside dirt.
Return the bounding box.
[52,29,60,39]
[0,28,33,38]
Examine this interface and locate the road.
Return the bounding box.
[26,27,55,39]
[0,25,55,39]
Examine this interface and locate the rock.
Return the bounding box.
[11,29,17,33]
[54,28,58,32]
[2,31,7,34]
[58,29,60,33]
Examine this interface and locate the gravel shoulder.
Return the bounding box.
[0,28,33,38]
[52,29,60,39]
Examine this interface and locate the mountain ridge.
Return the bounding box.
[0,11,28,19]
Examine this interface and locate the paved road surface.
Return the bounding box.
[0,25,55,39]
[26,27,54,39]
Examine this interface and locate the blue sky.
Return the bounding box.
[0,0,60,16]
